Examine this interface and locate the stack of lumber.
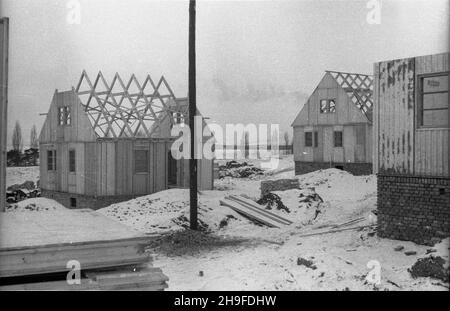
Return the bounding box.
[220,195,292,228]
[0,209,168,290]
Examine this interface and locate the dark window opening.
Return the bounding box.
[58,106,71,126]
[439,188,445,195]
[70,198,77,208]
[319,99,337,113]
[134,150,149,173]
[334,131,343,147]
[314,131,319,148]
[418,73,449,128]
[305,132,313,147]
[335,165,344,170]
[168,151,178,186]
[69,149,76,173]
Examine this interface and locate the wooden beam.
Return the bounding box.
[0,18,9,213]
[189,0,198,230]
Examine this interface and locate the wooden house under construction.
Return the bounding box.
[39,71,214,209]
[373,53,449,244]
[291,71,373,175]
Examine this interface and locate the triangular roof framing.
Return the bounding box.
[326,70,374,122]
[75,71,184,138]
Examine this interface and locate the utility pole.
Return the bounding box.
[188,0,198,230]
[0,18,9,213]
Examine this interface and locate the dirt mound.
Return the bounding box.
[147,230,249,257]
[408,256,449,283]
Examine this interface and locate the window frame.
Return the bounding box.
[47,149,56,171]
[417,72,449,129]
[304,132,313,147]
[58,106,72,126]
[134,149,149,174]
[334,131,343,148]
[319,99,337,114]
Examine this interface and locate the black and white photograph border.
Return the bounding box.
[0,0,449,292]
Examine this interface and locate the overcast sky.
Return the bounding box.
[1,0,449,147]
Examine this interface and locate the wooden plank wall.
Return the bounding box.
[414,53,449,176]
[39,90,96,144]
[0,18,9,212]
[293,124,371,164]
[375,57,415,174]
[374,53,449,177]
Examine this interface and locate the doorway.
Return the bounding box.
[167,151,178,187]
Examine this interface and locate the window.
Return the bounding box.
[328,100,336,113]
[314,131,319,148]
[419,73,449,127]
[134,150,149,173]
[319,99,336,113]
[69,150,76,173]
[58,106,71,126]
[304,132,313,147]
[70,198,77,208]
[47,150,56,171]
[334,131,343,147]
[320,100,328,113]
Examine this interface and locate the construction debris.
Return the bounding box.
[0,209,168,290]
[298,188,324,207]
[408,256,449,283]
[218,161,264,179]
[297,257,317,270]
[257,193,290,213]
[260,179,300,196]
[220,195,293,228]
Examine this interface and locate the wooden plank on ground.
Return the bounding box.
[227,195,293,225]
[219,199,280,228]
[0,209,156,277]
[0,266,168,291]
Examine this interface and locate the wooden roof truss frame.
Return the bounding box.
[75,71,183,138]
[326,70,374,121]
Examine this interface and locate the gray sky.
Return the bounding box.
[1,0,449,147]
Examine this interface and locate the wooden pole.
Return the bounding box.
[188,0,198,230]
[0,18,9,212]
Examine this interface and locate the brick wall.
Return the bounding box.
[295,161,372,176]
[42,190,135,210]
[377,174,450,245]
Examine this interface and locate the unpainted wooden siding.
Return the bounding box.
[374,53,449,176]
[414,53,449,176]
[375,57,415,174]
[292,72,369,127]
[293,124,371,163]
[39,90,97,144]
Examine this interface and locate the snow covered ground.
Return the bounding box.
[5,157,448,290]
[98,155,449,291]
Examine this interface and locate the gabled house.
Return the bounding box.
[291,71,373,175]
[39,71,214,209]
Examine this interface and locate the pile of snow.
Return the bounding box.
[6,198,66,212]
[6,166,39,188]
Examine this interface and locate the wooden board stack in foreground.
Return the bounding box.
[0,209,168,290]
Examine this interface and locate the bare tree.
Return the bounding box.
[12,121,23,152]
[30,125,38,149]
[283,131,290,147]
